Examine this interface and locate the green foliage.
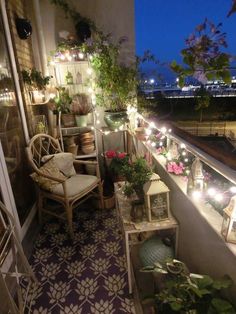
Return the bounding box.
[22,68,52,90]
[121,156,152,198]
[82,33,138,112]
[54,87,72,113]
[141,259,236,314]
[170,19,231,87]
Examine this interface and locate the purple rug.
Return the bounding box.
[23,206,135,314]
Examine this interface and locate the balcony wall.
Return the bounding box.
[134,136,236,301]
[40,0,135,63]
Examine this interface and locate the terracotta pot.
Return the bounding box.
[61,114,75,127]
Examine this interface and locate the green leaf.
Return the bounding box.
[170,301,183,311]
[211,298,236,313]
[212,277,232,290]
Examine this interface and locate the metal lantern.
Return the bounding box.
[221,195,236,244]
[143,173,170,221]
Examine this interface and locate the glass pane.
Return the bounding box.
[0,11,35,225]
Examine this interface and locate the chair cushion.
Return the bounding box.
[51,174,99,198]
[42,152,76,177]
[31,158,66,191]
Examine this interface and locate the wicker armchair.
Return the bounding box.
[26,134,104,236]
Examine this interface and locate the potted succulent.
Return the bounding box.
[21,68,52,103]
[71,93,93,127]
[82,33,138,130]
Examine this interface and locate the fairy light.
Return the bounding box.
[79,52,84,59]
[168,128,172,133]
[230,186,236,194]
[115,129,118,132]
[207,188,216,197]
[67,55,72,61]
[49,93,56,99]
[89,54,93,61]
[184,158,189,162]
[96,119,100,124]
[214,194,223,202]
[147,140,151,144]
[185,169,190,175]
[180,143,186,149]
[182,151,187,156]
[104,131,110,135]
[192,190,202,200]
[87,68,93,75]
[60,54,65,60]
[151,142,156,147]
[149,121,156,128]
[50,61,55,66]
[119,125,124,130]
[88,87,93,93]
[161,127,167,134]
[159,141,163,146]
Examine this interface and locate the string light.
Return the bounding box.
[159,141,163,146]
[87,68,92,75]
[145,128,152,136]
[182,151,187,156]
[215,194,223,202]
[78,52,84,59]
[149,122,156,128]
[161,127,167,134]
[180,143,186,149]
[230,186,236,194]
[60,54,65,60]
[151,142,156,147]
[207,188,216,196]
[192,190,202,200]
[104,131,110,135]
[184,158,189,162]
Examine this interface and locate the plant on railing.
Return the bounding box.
[171,19,231,87]
[141,259,236,314]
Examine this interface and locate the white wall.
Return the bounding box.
[40,0,135,63]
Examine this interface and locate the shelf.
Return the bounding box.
[54,60,88,66]
[75,152,96,159]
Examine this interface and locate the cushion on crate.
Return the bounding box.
[42,152,76,177]
[31,158,66,191]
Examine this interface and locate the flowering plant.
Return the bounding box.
[166,160,185,175]
[104,150,129,177]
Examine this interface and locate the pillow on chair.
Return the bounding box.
[31,158,66,191]
[42,152,76,177]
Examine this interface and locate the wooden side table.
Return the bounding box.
[114,182,179,294]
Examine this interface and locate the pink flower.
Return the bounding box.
[167,161,184,175]
[105,150,116,159]
[117,152,127,159]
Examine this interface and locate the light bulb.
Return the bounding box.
[230,186,236,194]
[145,129,152,136]
[79,52,84,59]
[180,143,186,149]
[161,127,167,134]
[182,151,186,156]
[184,158,188,162]
[87,68,92,75]
[215,194,223,202]
[151,142,156,147]
[149,122,155,128]
[207,188,216,196]
[192,190,202,200]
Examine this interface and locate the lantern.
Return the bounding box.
[143,173,170,221]
[221,195,236,244]
[191,157,204,190]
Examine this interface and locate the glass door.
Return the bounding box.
[0,5,36,237]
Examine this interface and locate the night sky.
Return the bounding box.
[135,0,236,81]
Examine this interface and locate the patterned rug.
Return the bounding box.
[22,206,136,314]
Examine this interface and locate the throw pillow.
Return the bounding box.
[31,158,66,191]
[42,152,76,177]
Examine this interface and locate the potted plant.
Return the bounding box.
[71,93,93,127]
[121,156,152,200]
[104,150,129,181]
[53,87,74,127]
[82,33,138,130]
[141,259,236,314]
[21,68,52,103]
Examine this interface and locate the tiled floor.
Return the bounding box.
[22,206,135,314]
